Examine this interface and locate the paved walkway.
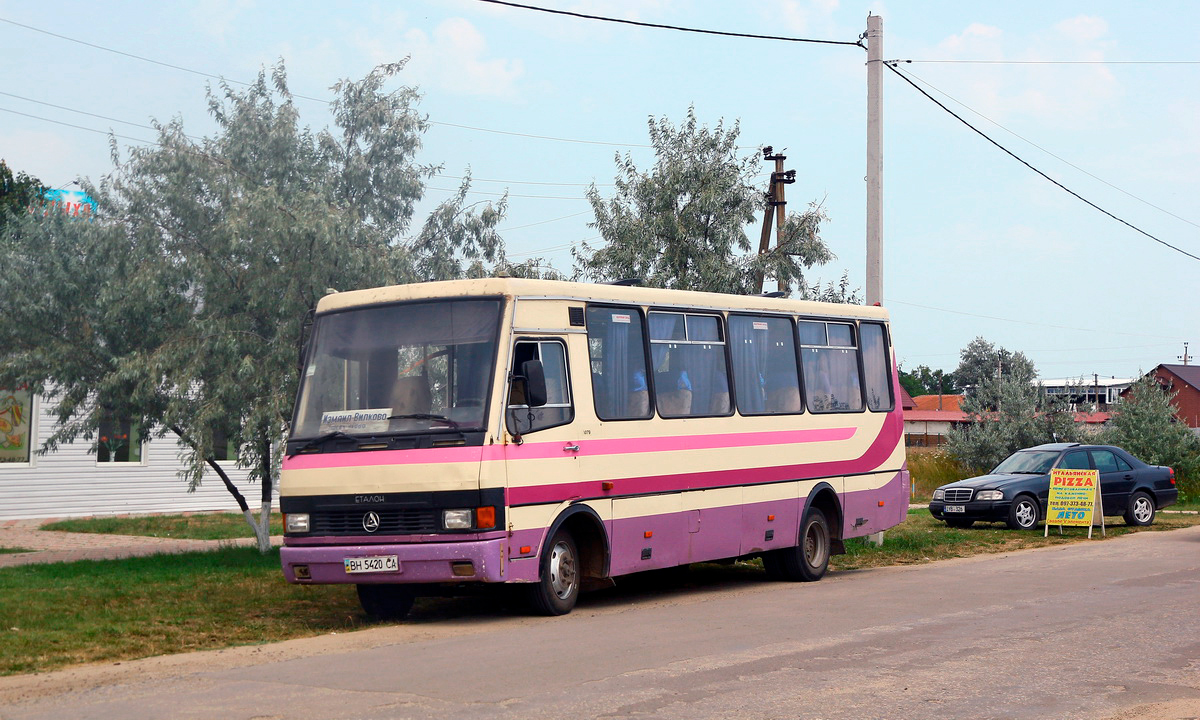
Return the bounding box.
[0,519,278,568]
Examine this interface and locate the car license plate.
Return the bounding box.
[945,505,966,513]
[344,555,399,574]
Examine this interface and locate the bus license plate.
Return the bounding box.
[945,505,965,513]
[344,555,399,574]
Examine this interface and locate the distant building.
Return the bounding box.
[903,395,968,448]
[1040,376,1132,413]
[1128,364,1200,429]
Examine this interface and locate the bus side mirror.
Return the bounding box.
[519,360,548,407]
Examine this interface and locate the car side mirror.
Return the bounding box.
[519,359,548,407]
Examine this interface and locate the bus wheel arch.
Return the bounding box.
[528,504,608,615]
[805,484,845,556]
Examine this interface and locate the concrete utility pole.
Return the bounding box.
[865,14,884,306]
[754,147,796,294]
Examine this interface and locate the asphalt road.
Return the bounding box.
[3,526,1199,720]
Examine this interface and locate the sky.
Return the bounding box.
[2,0,1197,383]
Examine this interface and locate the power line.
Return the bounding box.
[0,106,153,145]
[0,91,206,142]
[425,185,585,201]
[435,173,610,188]
[889,298,1182,341]
[897,59,1200,65]
[474,0,864,47]
[500,210,592,232]
[0,15,658,150]
[886,62,1200,263]
[894,69,1200,231]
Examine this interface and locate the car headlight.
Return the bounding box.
[443,509,473,530]
[976,490,1004,501]
[933,488,945,500]
[284,513,310,533]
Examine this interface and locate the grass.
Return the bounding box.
[4,509,1199,677]
[0,547,365,676]
[906,448,973,501]
[831,508,1200,571]
[0,547,31,555]
[40,512,283,540]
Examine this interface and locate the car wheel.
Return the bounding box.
[526,529,580,616]
[1006,496,1039,530]
[356,584,415,621]
[1124,491,1156,527]
[945,519,974,529]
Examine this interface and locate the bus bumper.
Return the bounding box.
[280,537,507,585]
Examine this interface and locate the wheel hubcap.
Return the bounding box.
[1016,502,1035,528]
[1134,498,1153,523]
[548,541,577,599]
[804,521,828,567]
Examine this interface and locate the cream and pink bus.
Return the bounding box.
[280,278,909,619]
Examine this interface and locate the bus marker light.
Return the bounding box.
[476,506,496,529]
[602,481,614,491]
[451,562,476,577]
[767,514,776,522]
[644,531,653,538]
[878,500,885,507]
[519,546,532,555]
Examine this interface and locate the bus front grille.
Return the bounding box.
[311,509,439,535]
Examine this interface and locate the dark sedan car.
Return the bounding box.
[928,443,1178,530]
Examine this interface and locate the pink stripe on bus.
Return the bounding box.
[282,425,858,471]
[507,411,904,505]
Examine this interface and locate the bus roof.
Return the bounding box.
[316,277,891,320]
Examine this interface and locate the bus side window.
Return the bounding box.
[508,340,573,434]
[585,307,653,421]
[860,323,894,412]
[798,320,864,413]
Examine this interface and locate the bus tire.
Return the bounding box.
[356,584,415,621]
[526,529,580,616]
[771,507,831,582]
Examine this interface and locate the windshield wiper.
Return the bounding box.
[287,430,358,457]
[387,413,461,429]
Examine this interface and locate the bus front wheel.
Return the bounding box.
[526,529,580,616]
[357,584,415,621]
[767,507,831,582]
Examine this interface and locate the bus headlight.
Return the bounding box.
[976,490,1004,501]
[285,513,310,533]
[933,489,945,500]
[443,509,473,530]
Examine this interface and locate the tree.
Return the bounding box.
[945,341,1079,470]
[899,364,958,397]
[0,161,46,230]
[955,337,1036,394]
[0,62,507,551]
[573,107,852,299]
[1102,375,1200,500]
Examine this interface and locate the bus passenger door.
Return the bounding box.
[504,337,595,568]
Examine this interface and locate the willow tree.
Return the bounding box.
[574,107,852,300]
[0,62,505,550]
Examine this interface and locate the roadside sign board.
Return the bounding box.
[1046,469,1103,538]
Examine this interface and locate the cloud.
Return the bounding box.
[366,17,524,99]
[916,16,1121,129]
[189,0,256,42]
[775,0,841,34]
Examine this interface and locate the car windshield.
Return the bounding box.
[993,450,1059,475]
[292,299,501,439]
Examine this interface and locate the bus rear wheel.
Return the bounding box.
[357,584,415,621]
[767,507,831,582]
[526,529,580,616]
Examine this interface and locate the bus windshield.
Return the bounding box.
[292,299,501,439]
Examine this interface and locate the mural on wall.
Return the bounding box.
[0,388,33,464]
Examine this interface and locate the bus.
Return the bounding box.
[280,278,909,619]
